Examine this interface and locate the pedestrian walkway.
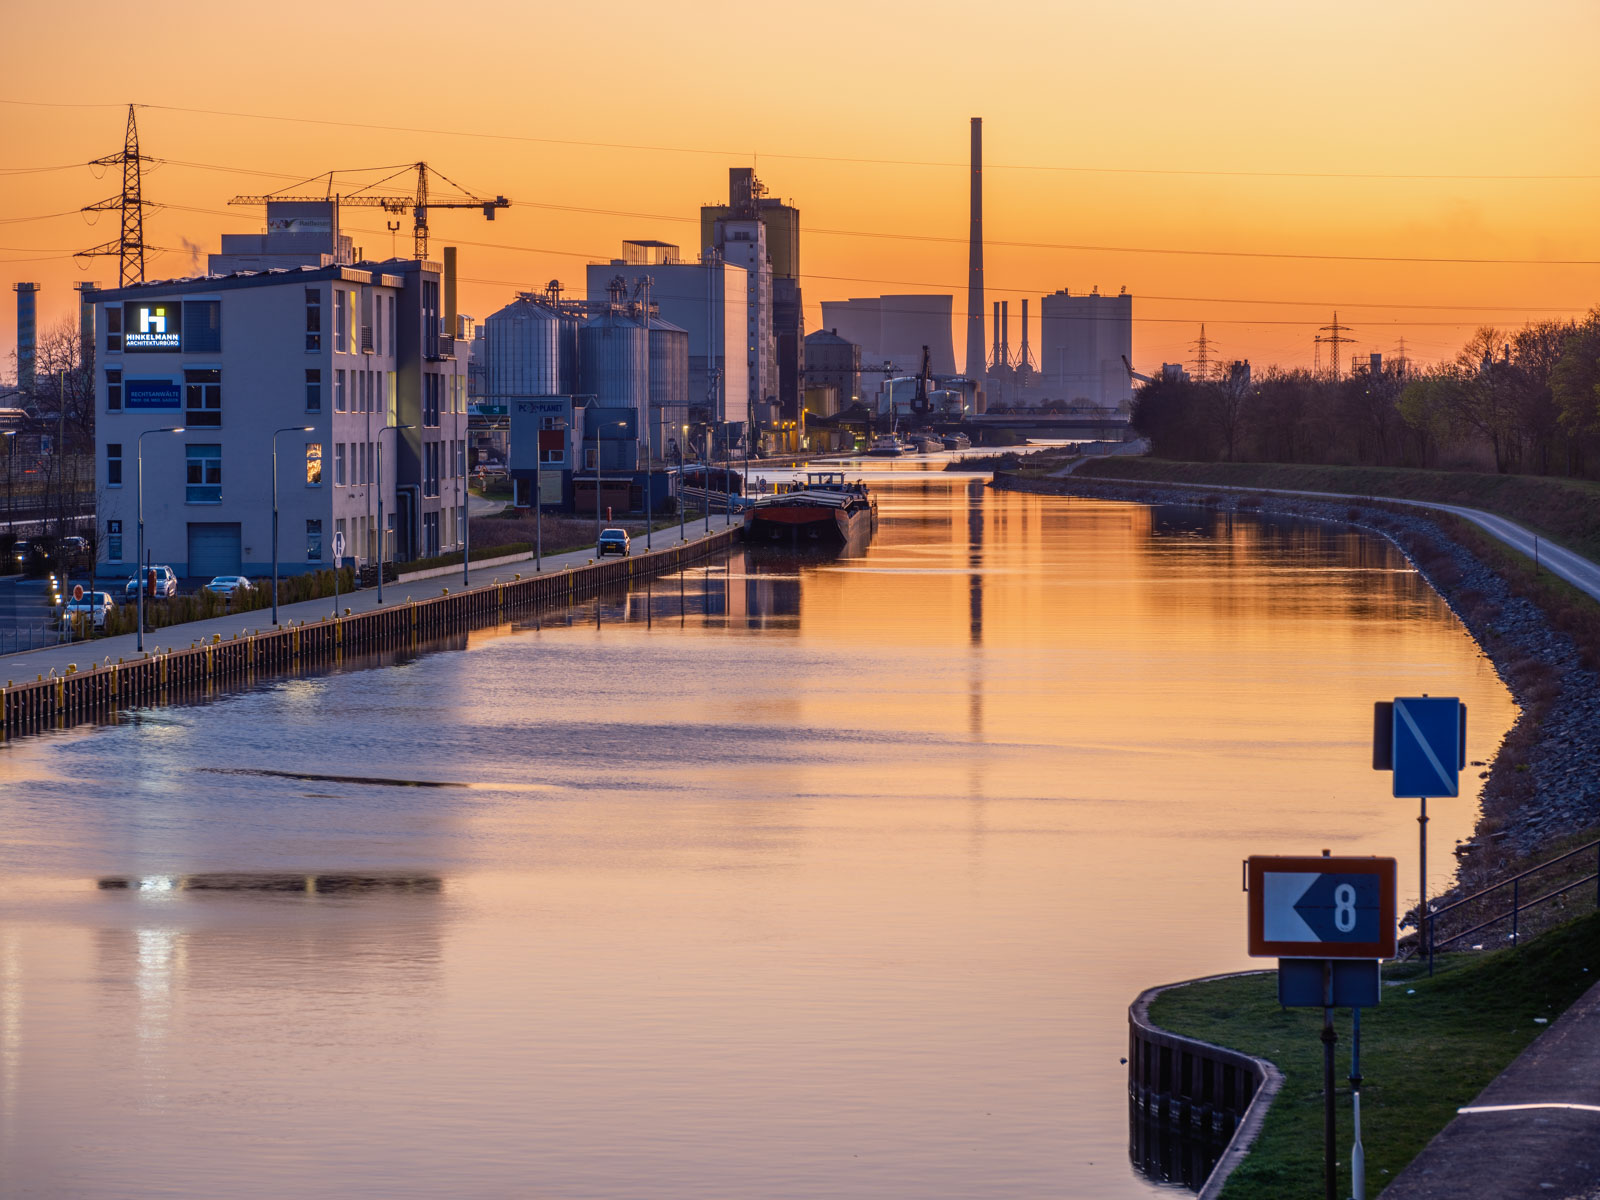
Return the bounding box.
[1088,477,1600,604]
[0,518,738,684]
[1381,977,1600,1198]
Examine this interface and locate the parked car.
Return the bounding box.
[121,565,179,600]
[60,535,90,559]
[10,539,53,572]
[61,591,116,629]
[205,575,255,598]
[597,528,631,557]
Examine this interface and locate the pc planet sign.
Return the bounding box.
[122,301,182,352]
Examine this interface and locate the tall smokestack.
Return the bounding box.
[991,301,1001,371]
[14,282,38,396]
[1019,298,1031,371]
[1000,301,1010,369]
[964,117,985,379]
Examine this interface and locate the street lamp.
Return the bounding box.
[271,424,315,626]
[135,425,184,654]
[587,411,628,553]
[641,274,653,552]
[375,422,414,606]
[3,429,15,537]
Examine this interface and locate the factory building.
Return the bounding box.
[817,295,958,380]
[90,254,470,580]
[209,201,357,273]
[701,168,800,449]
[803,328,861,406]
[583,248,747,436]
[1039,288,1133,408]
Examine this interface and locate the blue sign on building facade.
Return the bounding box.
[125,379,181,410]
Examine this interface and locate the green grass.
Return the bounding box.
[1075,458,1600,564]
[1149,913,1600,1199]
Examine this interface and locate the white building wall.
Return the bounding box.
[94,268,430,581]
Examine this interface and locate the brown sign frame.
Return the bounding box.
[1247,855,1397,959]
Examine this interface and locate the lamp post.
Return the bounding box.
[3,430,15,539]
[135,425,184,654]
[459,436,470,587]
[587,408,628,553]
[641,274,653,551]
[375,422,414,605]
[271,424,315,626]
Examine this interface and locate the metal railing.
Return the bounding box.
[1425,838,1600,970]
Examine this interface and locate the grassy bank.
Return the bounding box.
[1074,458,1600,564]
[1151,913,1600,1199]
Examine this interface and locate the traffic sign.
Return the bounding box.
[1247,856,1397,959]
[73,584,83,601]
[1387,696,1464,798]
[1277,958,1381,1008]
[333,530,346,562]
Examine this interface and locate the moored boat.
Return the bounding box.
[744,471,877,549]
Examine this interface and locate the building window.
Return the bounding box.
[105,306,122,353]
[305,442,323,486]
[306,518,323,562]
[332,289,345,351]
[385,372,397,423]
[184,368,222,427]
[183,300,221,353]
[460,440,469,475]
[106,368,122,411]
[305,288,322,352]
[334,442,346,486]
[185,444,222,504]
[305,368,322,412]
[107,442,123,487]
[107,519,123,562]
[387,295,396,355]
[423,374,440,427]
[334,369,346,412]
[346,291,358,354]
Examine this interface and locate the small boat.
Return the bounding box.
[867,435,904,457]
[912,435,945,454]
[941,432,971,451]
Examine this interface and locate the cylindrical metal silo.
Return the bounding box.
[647,316,690,458]
[578,312,648,409]
[559,313,581,394]
[485,296,562,399]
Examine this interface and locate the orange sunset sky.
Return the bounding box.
[2,0,1597,378]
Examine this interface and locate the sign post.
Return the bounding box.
[1248,853,1396,1200]
[1374,696,1465,973]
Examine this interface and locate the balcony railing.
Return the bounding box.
[361,326,374,353]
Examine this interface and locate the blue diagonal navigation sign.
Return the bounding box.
[1292,873,1381,943]
[1392,696,1461,798]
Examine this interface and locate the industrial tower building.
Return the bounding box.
[1039,288,1133,408]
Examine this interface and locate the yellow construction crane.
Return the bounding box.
[230,161,508,261]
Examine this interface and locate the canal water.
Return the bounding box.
[0,464,1514,1198]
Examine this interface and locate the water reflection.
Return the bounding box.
[0,478,1514,1199]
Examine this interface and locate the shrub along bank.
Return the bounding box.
[1151,913,1600,1200]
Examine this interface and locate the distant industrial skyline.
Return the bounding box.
[2,0,1596,376]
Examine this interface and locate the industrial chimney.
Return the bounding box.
[1000,301,1010,372]
[1018,298,1033,383]
[964,117,985,380]
[991,301,1001,372]
[13,282,38,396]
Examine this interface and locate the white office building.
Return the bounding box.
[92,258,470,581]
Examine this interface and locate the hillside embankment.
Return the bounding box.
[993,461,1600,894]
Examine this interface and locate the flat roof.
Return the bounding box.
[89,261,417,303]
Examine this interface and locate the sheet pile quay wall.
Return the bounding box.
[0,528,740,738]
